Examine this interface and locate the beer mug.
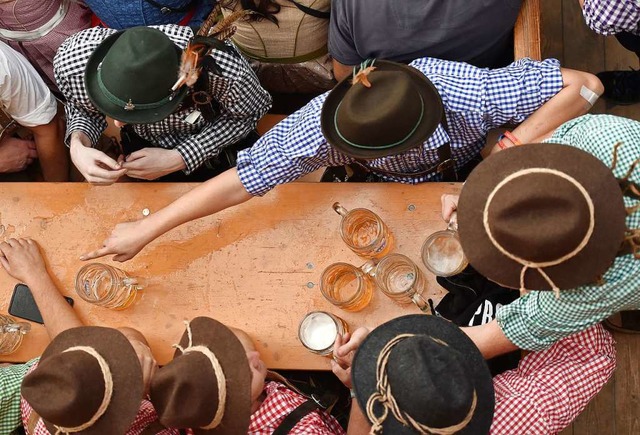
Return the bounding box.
[421,212,468,277]
[332,202,393,259]
[75,263,143,310]
[298,311,348,356]
[374,254,431,313]
[320,261,376,312]
[0,314,30,356]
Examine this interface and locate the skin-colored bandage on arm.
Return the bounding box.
[580,85,600,107]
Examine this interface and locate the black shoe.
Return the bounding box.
[597,69,640,105]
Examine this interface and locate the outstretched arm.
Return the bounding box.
[0,239,82,340]
[81,167,252,262]
[30,113,68,181]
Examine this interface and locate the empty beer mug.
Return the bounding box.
[422,212,468,277]
[298,311,348,356]
[75,263,143,310]
[333,202,393,259]
[374,254,431,313]
[320,261,376,312]
[0,314,30,356]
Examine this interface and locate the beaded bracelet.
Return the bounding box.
[503,130,522,146]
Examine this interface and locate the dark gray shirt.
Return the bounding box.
[329,0,522,68]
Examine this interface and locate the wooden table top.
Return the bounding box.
[0,182,461,370]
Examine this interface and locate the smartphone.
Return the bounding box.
[8,283,74,325]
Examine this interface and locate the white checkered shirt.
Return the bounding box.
[237,57,563,196]
[582,0,640,36]
[491,324,616,434]
[497,114,640,351]
[54,25,272,174]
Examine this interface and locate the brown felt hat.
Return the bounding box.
[321,60,443,159]
[21,327,144,435]
[458,143,627,291]
[149,317,251,434]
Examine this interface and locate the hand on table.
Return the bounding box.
[70,133,127,185]
[80,220,152,262]
[0,238,47,284]
[0,137,38,173]
[121,148,186,180]
[441,194,460,223]
[330,327,371,389]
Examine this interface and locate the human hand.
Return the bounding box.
[80,220,154,262]
[0,238,48,285]
[441,194,459,223]
[0,137,38,173]
[121,148,186,180]
[70,132,127,184]
[330,327,371,389]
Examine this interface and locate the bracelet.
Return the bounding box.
[497,139,509,150]
[503,130,522,146]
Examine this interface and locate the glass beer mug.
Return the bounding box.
[421,212,468,277]
[332,202,393,259]
[298,311,348,356]
[75,263,143,310]
[0,314,30,356]
[320,261,376,312]
[374,254,431,313]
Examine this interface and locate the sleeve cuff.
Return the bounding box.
[65,118,103,148]
[236,149,271,197]
[10,93,57,128]
[174,138,207,175]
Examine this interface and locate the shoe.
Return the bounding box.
[603,310,640,334]
[597,69,640,105]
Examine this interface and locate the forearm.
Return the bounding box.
[24,274,82,340]
[31,116,68,181]
[463,319,519,359]
[347,399,371,435]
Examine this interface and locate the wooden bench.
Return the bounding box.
[515,0,542,60]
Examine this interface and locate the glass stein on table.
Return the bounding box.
[374,254,432,314]
[320,261,376,312]
[75,263,143,310]
[0,314,30,356]
[298,311,348,356]
[332,202,393,259]
[421,212,468,277]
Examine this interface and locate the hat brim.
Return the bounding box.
[173,317,252,435]
[84,30,188,124]
[458,143,627,290]
[321,61,443,159]
[352,315,494,435]
[36,327,144,435]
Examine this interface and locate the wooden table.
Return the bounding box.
[0,182,461,370]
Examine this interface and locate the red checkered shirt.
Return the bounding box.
[248,381,346,434]
[490,324,616,435]
[20,362,178,435]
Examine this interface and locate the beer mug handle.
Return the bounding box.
[2,322,31,334]
[333,202,349,217]
[359,259,378,277]
[447,211,459,232]
[412,293,433,314]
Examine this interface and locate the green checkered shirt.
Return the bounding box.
[496,114,640,351]
[0,358,38,435]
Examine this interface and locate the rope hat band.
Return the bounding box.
[483,168,596,295]
[366,334,477,435]
[54,346,114,434]
[173,321,227,429]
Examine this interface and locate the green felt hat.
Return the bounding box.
[84,26,188,124]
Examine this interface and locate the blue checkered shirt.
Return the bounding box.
[54,25,272,174]
[582,0,640,35]
[497,114,640,351]
[237,57,563,196]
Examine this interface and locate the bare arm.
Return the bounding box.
[81,167,253,261]
[347,400,372,435]
[332,59,354,82]
[463,319,519,359]
[0,239,82,340]
[30,113,68,181]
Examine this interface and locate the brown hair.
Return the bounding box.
[220,0,281,24]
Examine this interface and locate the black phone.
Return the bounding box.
[8,283,74,325]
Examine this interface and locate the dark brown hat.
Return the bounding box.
[149,317,251,434]
[321,59,443,159]
[21,327,144,435]
[352,315,494,435]
[458,143,627,291]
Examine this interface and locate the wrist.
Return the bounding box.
[169,149,187,172]
[24,273,55,291]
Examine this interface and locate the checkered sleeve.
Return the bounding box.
[173,44,272,174]
[53,28,113,146]
[0,359,38,435]
[490,325,616,434]
[236,92,353,196]
[582,0,640,35]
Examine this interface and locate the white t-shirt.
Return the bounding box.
[0,42,56,128]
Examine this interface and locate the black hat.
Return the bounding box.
[352,315,494,434]
[85,26,188,124]
[321,60,443,159]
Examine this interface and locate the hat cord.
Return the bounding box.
[53,346,114,434]
[365,334,477,435]
[173,321,227,430]
[483,168,596,298]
